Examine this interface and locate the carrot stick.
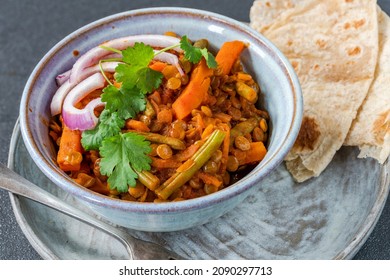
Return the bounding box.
[151,157,182,169]
[238,142,267,166]
[125,119,150,132]
[174,143,202,162]
[57,126,83,171]
[172,58,213,120]
[215,40,246,75]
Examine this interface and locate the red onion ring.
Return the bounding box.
[51,62,120,116]
[62,73,106,131]
[55,69,71,86]
[69,35,182,84]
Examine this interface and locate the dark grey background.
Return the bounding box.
[0,0,389,260]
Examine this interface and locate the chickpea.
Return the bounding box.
[149,144,159,157]
[201,106,213,117]
[179,58,192,74]
[228,107,242,121]
[252,127,266,142]
[129,182,145,198]
[166,77,182,90]
[235,135,251,151]
[226,156,239,172]
[169,121,186,140]
[260,118,268,132]
[189,177,203,189]
[203,160,219,174]
[162,65,179,79]
[157,109,173,124]
[156,144,173,159]
[150,120,163,132]
[193,39,209,49]
[211,150,223,163]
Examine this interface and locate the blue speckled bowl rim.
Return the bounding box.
[19,7,303,214]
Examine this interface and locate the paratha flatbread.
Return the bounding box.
[344,9,390,164]
[250,0,379,182]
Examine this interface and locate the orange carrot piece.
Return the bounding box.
[174,143,201,162]
[151,157,182,169]
[215,40,246,75]
[149,61,167,72]
[239,142,267,166]
[57,126,83,172]
[172,59,213,120]
[198,172,222,188]
[125,119,150,132]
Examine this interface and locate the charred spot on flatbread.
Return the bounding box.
[294,116,321,151]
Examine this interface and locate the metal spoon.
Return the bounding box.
[0,163,185,260]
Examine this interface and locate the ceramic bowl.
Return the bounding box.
[19,7,302,232]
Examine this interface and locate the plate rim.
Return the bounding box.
[7,118,59,260]
[7,118,390,260]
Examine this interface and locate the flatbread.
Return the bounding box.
[250,0,379,182]
[250,0,302,33]
[344,9,390,164]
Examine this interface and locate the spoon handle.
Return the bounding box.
[0,163,135,258]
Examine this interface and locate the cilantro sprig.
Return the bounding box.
[81,35,217,192]
[180,35,217,68]
[99,132,152,193]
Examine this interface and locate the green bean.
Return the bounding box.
[230,117,259,144]
[155,130,226,200]
[131,131,186,150]
[236,81,257,103]
[135,170,160,191]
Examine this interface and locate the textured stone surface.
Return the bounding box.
[1,0,389,260]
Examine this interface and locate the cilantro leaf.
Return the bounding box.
[81,110,125,151]
[180,36,202,63]
[101,84,146,120]
[99,132,152,192]
[114,56,163,94]
[180,35,217,68]
[121,42,154,66]
[114,64,138,85]
[200,48,218,68]
[135,67,163,94]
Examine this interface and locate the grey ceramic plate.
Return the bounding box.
[8,119,390,259]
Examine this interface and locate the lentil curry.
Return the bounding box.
[49,33,269,202]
